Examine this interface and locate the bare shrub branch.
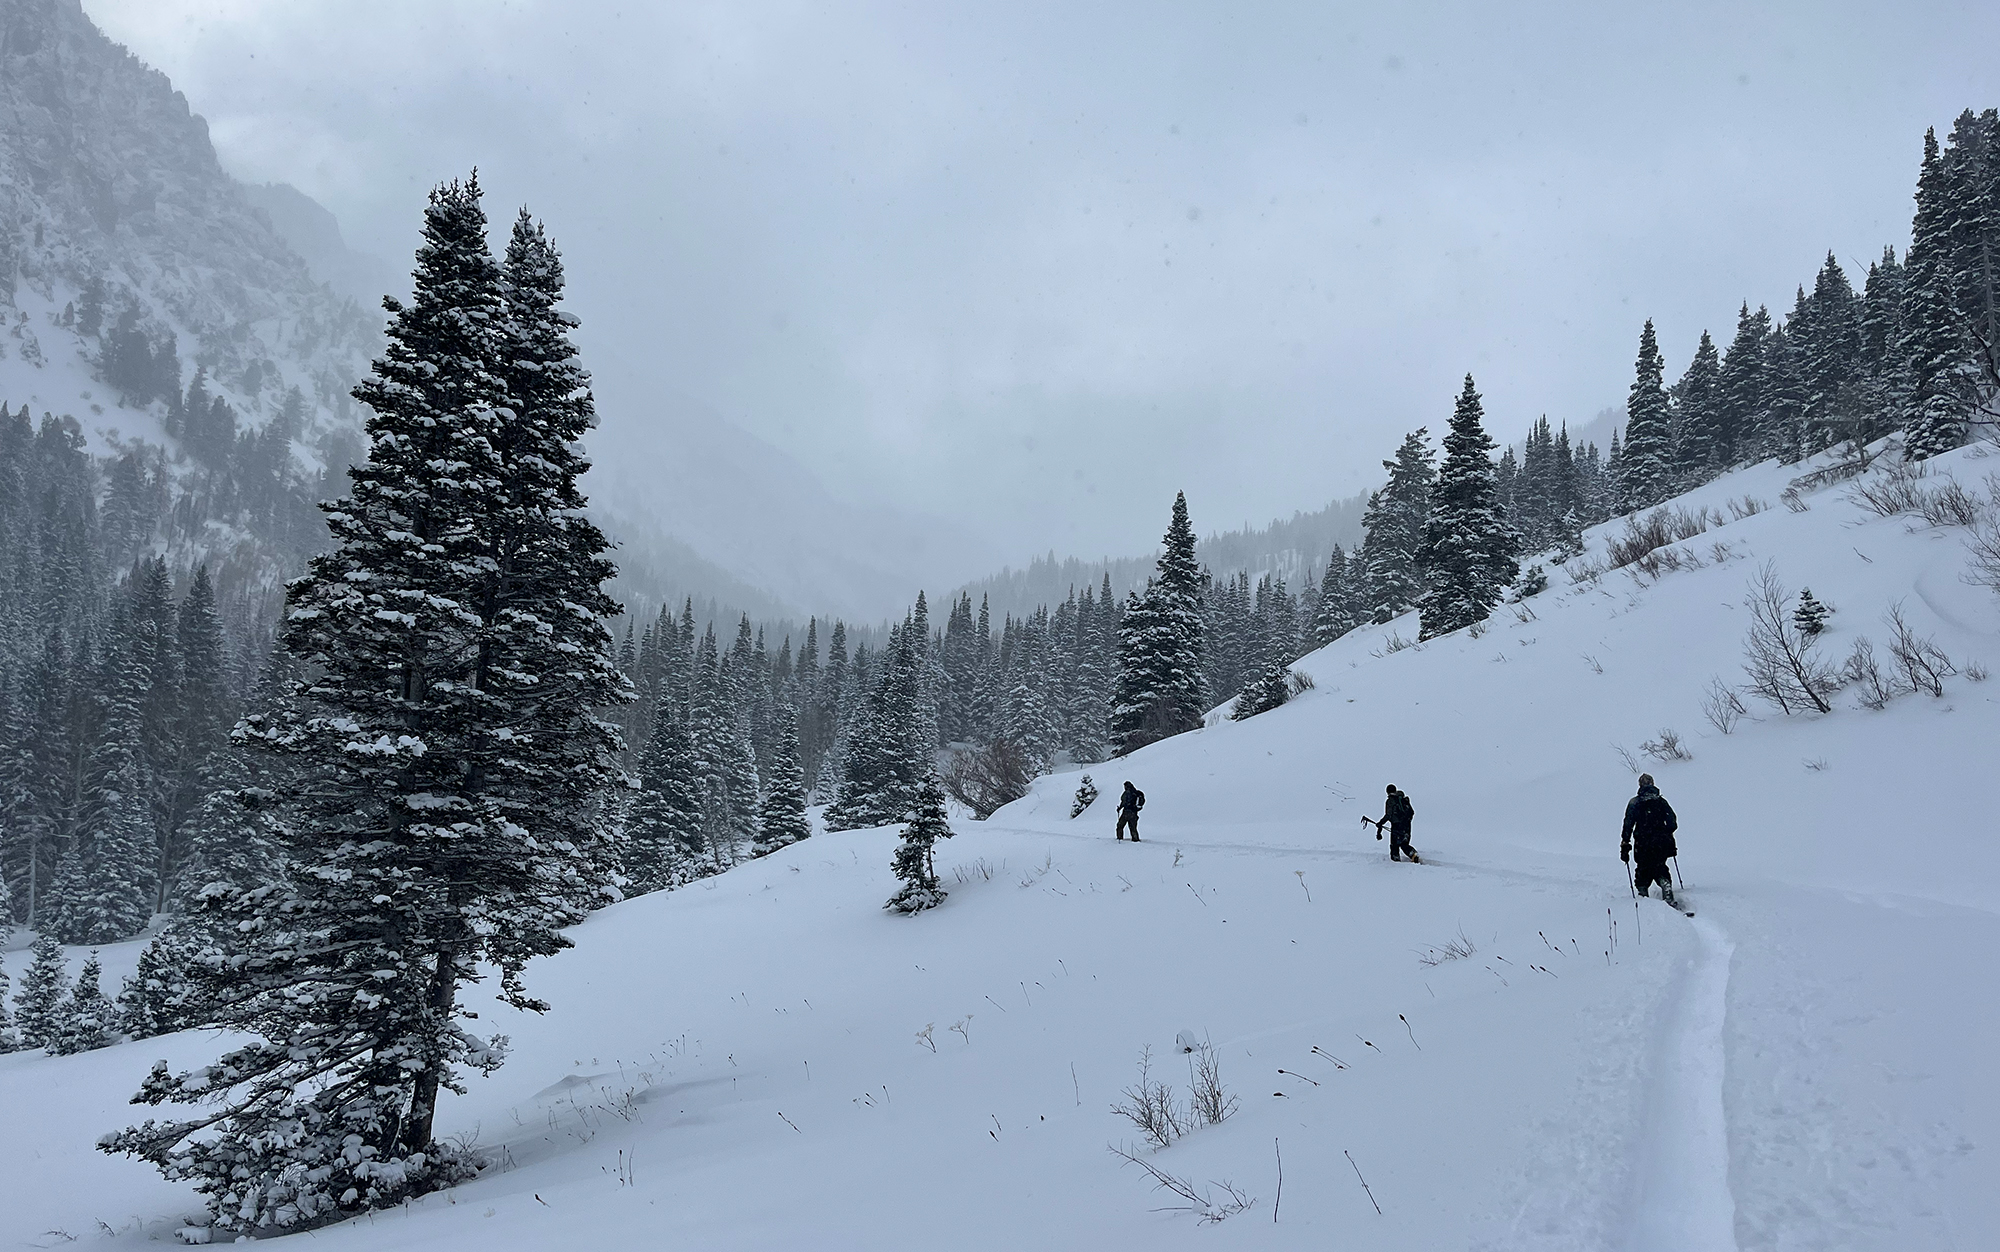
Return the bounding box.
[1187,1042,1238,1127]
[1107,1145,1256,1224]
[1700,676,1747,734]
[1741,562,1836,714]
[1884,602,1956,698]
[1847,457,1930,516]
[940,739,1037,819]
[1607,506,1715,570]
[1417,927,1477,967]
[1111,1047,1187,1149]
[1639,728,1692,762]
[1919,477,1984,527]
[1843,637,1898,710]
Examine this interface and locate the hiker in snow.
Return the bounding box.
[1622,773,1679,906]
[1116,781,1145,841]
[1380,784,1420,863]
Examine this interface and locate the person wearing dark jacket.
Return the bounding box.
[1116,781,1145,841]
[1381,784,1419,863]
[1621,773,1679,905]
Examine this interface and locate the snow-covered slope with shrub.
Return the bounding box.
[4,441,1996,1250]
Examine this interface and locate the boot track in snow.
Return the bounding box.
[1628,916,1738,1252]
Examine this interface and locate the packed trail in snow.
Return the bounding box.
[5,440,1998,1249]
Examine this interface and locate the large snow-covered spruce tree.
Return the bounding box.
[753,701,812,857]
[1111,492,1206,755]
[1359,430,1435,622]
[1619,320,1675,511]
[101,177,628,1234]
[1418,376,1519,639]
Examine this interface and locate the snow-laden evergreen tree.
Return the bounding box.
[827,623,931,828]
[1070,774,1099,819]
[47,950,115,1055]
[1417,376,1520,639]
[118,917,211,1039]
[162,564,230,907]
[14,932,66,1050]
[0,957,15,1053]
[49,755,156,945]
[625,710,705,891]
[1311,546,1358,646]
[1798,253,1864,455]
[1619,321,1675,511]
[885,772,953,914]
[101,176,628,1235]
[1794,588,1831,637]
[1229,660,1292,721]
[752,702,812,857]
[1359,430,1434,621]
[1674,330,1724,482]
[1902,128,1973,459]
[1111,492,1206,755]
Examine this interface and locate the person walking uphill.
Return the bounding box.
[1622,773,1679,907]
[1380,784,1420,863]
[1116,781,1145,841]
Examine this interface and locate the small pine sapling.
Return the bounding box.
[886,774,954,914]
[1793,588,1831,637]
[1070,774,1099,819]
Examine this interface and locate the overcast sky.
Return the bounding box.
[93,0,2000,564]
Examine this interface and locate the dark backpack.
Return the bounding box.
[1630,793,1677,851]
[1121,787,1144,813]
[1387,792,1413,826]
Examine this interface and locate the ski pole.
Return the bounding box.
[1672,857,1685,891]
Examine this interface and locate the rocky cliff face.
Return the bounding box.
[0,0,375,449]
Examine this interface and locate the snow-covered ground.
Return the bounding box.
[5,443,1997,1249]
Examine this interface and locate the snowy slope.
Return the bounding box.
[5,443,1997,1250]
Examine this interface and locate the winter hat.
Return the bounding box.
[1386,784,1397,794]
[1638,773,1655,787]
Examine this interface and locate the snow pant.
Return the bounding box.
[1633,856,1672,897]
[1389,827,1416,861]
[1116,811,1140,840]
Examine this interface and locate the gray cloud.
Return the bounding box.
[91,0,2000,567]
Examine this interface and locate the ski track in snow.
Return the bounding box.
[1629,913,1739,1252]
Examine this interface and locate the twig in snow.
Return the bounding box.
[1356,1035,1382,1053]
[1273,1139,1283,1222]
[1276,1068,1319,1086]
[1294,871,1311,902]
[1072,1062,1081,1106]
[1310,1046,1349,1069]
[1399,1015,1420,1051]
[1186,882,1207,906]
[777,1112,801,1134]
[985,995,1008,1013]
[1346,1150,1382,1214]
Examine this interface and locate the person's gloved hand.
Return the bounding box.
[1619,844,1630,863]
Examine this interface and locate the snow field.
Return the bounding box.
[4,440,1998,1249]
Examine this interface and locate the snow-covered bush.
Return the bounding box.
[1229,661,1292,720]
[1069,775,1098,819]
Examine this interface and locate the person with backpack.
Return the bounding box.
[1116,781,1145,841]
[1621,773,1679,907]
[1379,784,1419,863]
